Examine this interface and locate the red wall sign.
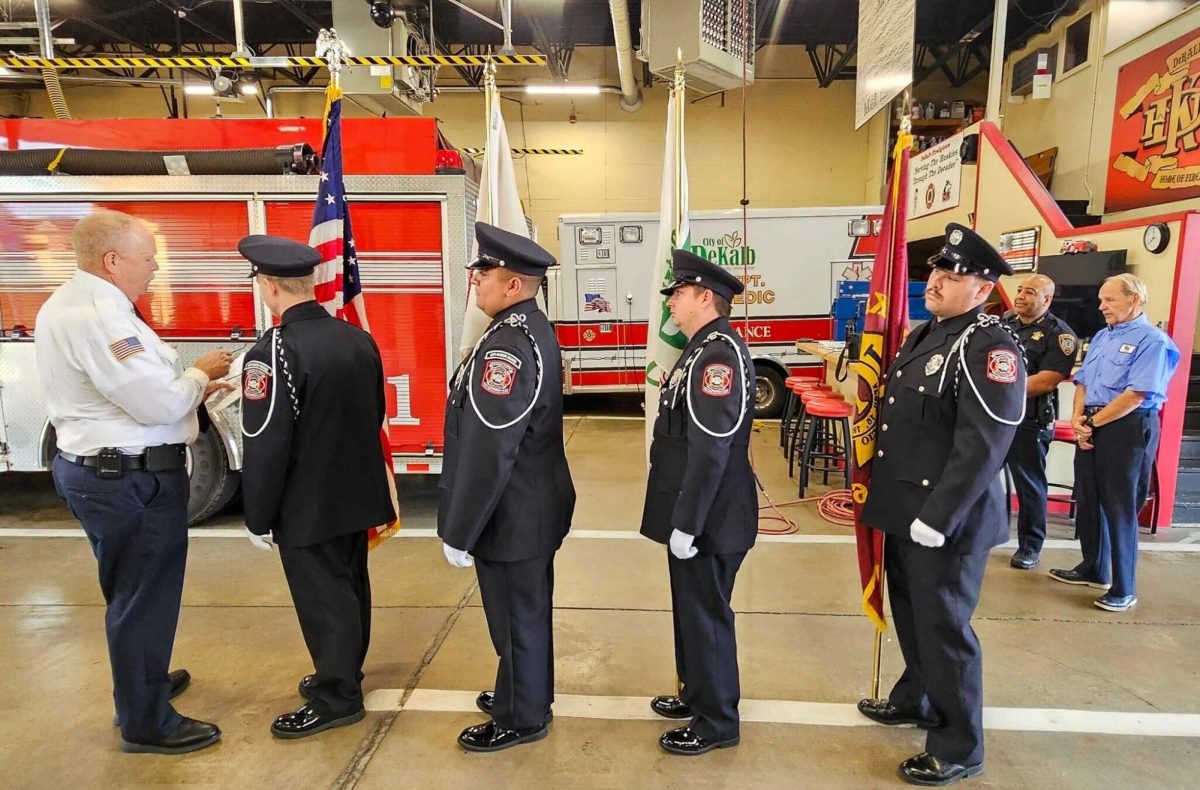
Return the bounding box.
[1107,27,1200,212]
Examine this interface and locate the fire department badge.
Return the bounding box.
[1031,331,1045,341]
[669,369,685,388]
[583,329,597,342]
[481,359,517,396]
[1059,334,1077,355]
[986,349,1018,384]
[925,353,944,376]
[701,363,733,397]
[949,228,964,246]
[243,360,271,401]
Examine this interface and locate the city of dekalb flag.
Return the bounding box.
[311,83,402,549]
[644,89,690,455]
[850,132,913,630]
[458,78,530,359]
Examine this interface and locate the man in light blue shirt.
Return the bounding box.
[1049,273,1180,612]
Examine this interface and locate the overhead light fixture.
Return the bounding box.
[184,83,214,96]
[525,85,601,95]
[240,83,258,95]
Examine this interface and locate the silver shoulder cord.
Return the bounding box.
[240,328,301,439]
[464,313,544,430]
[683,331,751,438]
[936,313,1027,426]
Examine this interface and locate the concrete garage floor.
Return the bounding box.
[1,401,1199,789]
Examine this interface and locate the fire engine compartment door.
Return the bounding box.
[261,198,447,458]
[573,266,627,385]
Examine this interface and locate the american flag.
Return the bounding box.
[583,293,612,313]
[311,85,400,548]
[108,336,143,361]
[311,89,368,330]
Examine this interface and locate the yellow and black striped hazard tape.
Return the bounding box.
[462,147,583,156]
[0,54,545,70]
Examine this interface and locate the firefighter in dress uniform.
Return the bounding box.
[641,250,757,756]
[438,222,576,753]
[857,224,1026,787]
[1002,274,1078,570]
[238,235,395,739]
[36,210,232,754]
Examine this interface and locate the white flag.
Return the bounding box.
[459,81,530,359]
[644,89,690,455]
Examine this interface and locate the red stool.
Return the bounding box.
[787,389,842,478]
[799,397,854,496]
[780,376,823,451]
[1047,419,1079,522]
[781,381,832,457]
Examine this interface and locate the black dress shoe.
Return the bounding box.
[857,699,940,729]
[270,703,365,739]
[658,726,739,756]
[1010,549,1039,570]
[650,695,693,719]
[299,674,316,701]
[457,719,548,752]
[114,669,192,726]
[1048,568,1111,589]
[898,752,983,786]
[121,716,221,754]
[475,690,553,722]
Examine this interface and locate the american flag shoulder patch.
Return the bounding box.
[108,336,144,361]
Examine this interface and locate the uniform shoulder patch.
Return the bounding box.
[986,349,1018,384]
[1058,334,1077,355]
[481,358,517,396]
[243,360,272,401]
[108,336,144,361]
[484,348,522,369]
[701,363,734,397]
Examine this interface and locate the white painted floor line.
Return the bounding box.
[2,527,1199,552]
[364,688,1200,737]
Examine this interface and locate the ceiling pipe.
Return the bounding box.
[33,0,54,57]
[608,0,642,111]
[0,73,183,87]
[231,0,251,57]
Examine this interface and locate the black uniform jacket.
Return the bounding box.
[862,308,1026,554]
[1002,310,1077,430]
[437,299,575,562]
[241,300,395,547]
[640,316,757,556]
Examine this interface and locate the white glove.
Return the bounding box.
[909,518,945,548]
[246,528,273,552]
[443,542,474,568]
[669,529,699,560]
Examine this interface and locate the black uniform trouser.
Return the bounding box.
[668,549,747,742]
[1005,425,1052,553]
[886,537,989,767]
[52,455,189,743]
[279,531,371,717]
[475,553,556,730]
[1073,409,1159,598]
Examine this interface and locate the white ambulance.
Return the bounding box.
[552,206,883,417]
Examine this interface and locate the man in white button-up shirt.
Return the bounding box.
[35,210,232,755]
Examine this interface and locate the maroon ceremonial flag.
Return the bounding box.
[850,134,912,631]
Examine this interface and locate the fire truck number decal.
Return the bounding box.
[386,375,421,426]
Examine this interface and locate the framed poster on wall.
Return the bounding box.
[1106,27,1200,212]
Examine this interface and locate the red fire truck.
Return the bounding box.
[0,118,474,522]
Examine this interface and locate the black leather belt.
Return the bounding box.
[60,444,187,476]
[1084,405,1155,417]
